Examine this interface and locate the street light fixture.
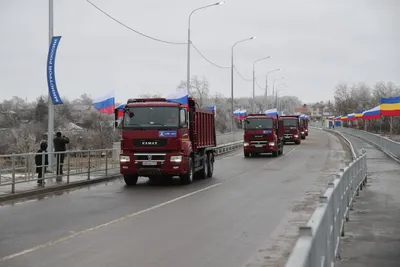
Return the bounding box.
[187,2,225,93]
[230,36,256,132]
[252,56,270,113]
[264,68,281,108]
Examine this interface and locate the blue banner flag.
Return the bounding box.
[46,36,63,105]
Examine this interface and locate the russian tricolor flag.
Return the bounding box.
[93,91,115,114]
[166,87,189,108]
[347,113,356,121]
[362,106,380,120]
[204,106,217,117]
[116,103,125,118]
[239,109,247,119]
[264,108,278,116]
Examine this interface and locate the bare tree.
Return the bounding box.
[177,76,210,107]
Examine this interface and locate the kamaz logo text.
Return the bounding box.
[142,141,158,145]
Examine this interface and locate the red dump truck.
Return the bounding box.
[243,114,284,157]
[115,97,216,185]
[299,117,307,139]
[281,115,301,145]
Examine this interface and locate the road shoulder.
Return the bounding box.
[337,134,400,267]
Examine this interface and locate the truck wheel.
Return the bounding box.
[199,155,208,179]
[272,151,278,157]
[244,151,250,158]
[124,174,138,186]
[278,144,283,155]
[295,139,301,145]
[206,153,214,178]
[180,158,194,185]
[306,132,308,136]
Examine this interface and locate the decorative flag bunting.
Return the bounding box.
[166,87,189,108]
[380,96,400,117]
[93,91,115,114]
[362,106,381,120]
[347,113,356,121]
[354,110,364,118]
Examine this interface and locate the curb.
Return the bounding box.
[0,143,243,203]
[0,174,121,203]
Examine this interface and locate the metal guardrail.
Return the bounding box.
[0,149,118,194]
[0,139,243,195]
[285,149,368,266]
[337,127,400,161]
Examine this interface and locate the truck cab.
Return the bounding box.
[281,116,301,145]
[115,97,216,186]
[243,114,284,158]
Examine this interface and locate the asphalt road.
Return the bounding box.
[0,129,350,267]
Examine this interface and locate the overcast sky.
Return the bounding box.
[0,0,399,104]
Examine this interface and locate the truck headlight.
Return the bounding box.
[301,131,304,135]
[269,142,275,146]
[170,155,182,162]
[305,129,308,132]
[294,135,298,138]
[120,155,130,163]
[243,142,249,147]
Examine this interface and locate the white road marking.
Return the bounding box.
[0,182,221,262]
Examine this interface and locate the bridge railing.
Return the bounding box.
[285,141,368,267]
[337,127,400,160]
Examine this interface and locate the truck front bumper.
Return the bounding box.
[243,142,278,153]
[119,153,189,176]
[283,134,299,142]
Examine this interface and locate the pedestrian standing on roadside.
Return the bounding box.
[35,141,49,186]
[53,131,70,177]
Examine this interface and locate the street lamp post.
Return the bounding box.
[47,0,54,170]
[230,36,256,132]
[187,2,224,93]
[252,56,270,113]
[265,68,281,108]
[272,77,287,102]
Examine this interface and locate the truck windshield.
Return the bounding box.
[244,118,273,129]
[123,107,179,129]
[283,119,298,127]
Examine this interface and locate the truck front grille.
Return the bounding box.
[134,153,166,161]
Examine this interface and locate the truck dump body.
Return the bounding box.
[191,107,216,150]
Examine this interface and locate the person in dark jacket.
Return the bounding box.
[35,141,49,186]
[53,131,70,176]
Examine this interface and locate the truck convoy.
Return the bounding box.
[281,115,302,145]
[243,114,284,158]
[115,97,216,186]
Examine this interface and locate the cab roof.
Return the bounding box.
[126,101,180,108]
[245,115,276,119]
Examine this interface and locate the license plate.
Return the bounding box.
[255,144,263,148]
[142,161,157,166]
